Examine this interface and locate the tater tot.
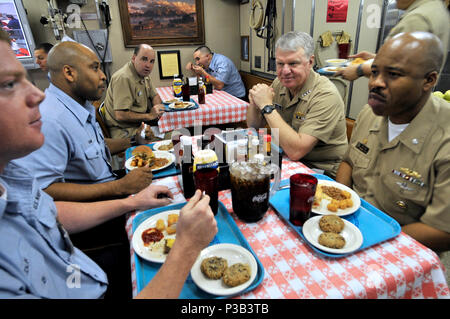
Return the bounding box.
[327,202,338,212]
[156,219,165,231]
[338,200,347,209]
[342,190,351,199]
[166,224,177,235]
[345,198,353,208]
[168,214,179,227]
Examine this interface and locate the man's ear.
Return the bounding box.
[309,54,315,67]
[62,65,76,83]
[423,71,438,91]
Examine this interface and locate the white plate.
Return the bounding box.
[153,140,174,152]
[168,101,195,110]
[163,98,181,105]
[190,244,258,296]
[312,180,361,216]
[132,210,179,263]
[125,151,175,172]
[322,66,343,74]
[325,58,348,66]
[302,216,363,254]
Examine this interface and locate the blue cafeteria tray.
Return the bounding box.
[269,174,401,258]
[125,143,180,179]
[164,98,199,112]
[132,201,265,298]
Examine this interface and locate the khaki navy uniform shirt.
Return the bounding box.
[344,97,450,232]
[104,61,158,138]
[387,0,449,65]
[271,70,348,176]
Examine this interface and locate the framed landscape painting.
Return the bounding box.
[118,0,205,47]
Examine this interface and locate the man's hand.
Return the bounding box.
[132,184,174,211]
[117,166,153,195]
[248,84,275,110]
[135,122,154,144]
[149,104,165,120]
[191,64,206,77]
[348,51,375,60]
[176,190,218,250]
[335,64,360,81]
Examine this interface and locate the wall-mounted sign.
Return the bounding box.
[327,0,348,23]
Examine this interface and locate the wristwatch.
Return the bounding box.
[261,104,276,116]
[130,136,138,146]
[356,63,365,77]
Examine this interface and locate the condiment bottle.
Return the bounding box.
[180,136,195,198]
[236,139,247,162]
[173,74,182,97]
[198,80,206,104]
[264,134,272,156]
[182,76,190,102]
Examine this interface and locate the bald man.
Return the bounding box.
[336,32,450,252]
[103,44,166,139]
[12,41,154,202]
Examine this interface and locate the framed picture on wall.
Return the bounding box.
[157,50,182,80]
[118,0,205,47]
[241,36,249,61]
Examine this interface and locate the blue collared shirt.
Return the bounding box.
[207,53,245,98]
[12,84,115,189]
[0,162,108,298]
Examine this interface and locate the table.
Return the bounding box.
[156,86,249,133]
[125,158,450,299]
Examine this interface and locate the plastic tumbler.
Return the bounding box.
[289,174,318,226]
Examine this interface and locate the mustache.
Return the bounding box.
[369,88,386,99]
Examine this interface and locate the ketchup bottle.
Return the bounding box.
[198,80,206,104]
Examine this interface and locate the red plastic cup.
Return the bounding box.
[194,168,219,215]
[289,174,318,226]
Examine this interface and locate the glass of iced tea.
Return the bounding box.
[289,174,318,226]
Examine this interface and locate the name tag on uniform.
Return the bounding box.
[356,141,369,154]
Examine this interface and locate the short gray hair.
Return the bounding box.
[275,31,314,58]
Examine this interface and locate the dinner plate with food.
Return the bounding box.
[302,215,363,254]
[152,140,174,152]
[132,210,179,263]
[125,145,175,172]
[312,180,361,216]
[168,101,195,110]
[163,98,181,105]
[190,243,258,296]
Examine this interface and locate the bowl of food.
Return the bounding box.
[325,58,348,67]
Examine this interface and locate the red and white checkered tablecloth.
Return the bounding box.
[125,158,450,299]
[156,86,248,133]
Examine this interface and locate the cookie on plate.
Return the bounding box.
[319,214,345,233]
[318,232,346,249]
[200,256,228,279]
[222,263,251,287]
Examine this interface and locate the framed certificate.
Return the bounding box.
[157,50,182,80]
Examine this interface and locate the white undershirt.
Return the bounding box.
[388,119,409,142]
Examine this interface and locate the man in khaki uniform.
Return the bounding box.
[247,31,348,177]
[104,44,165,139]
[337,0,449,80]
[336,32,450,252]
